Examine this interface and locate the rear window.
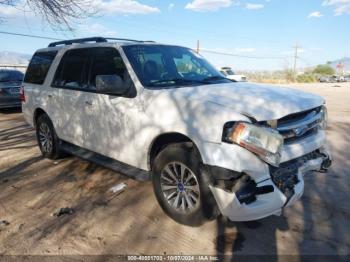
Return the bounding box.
[0,70,24,82]
[0,71,12,82]
[11,70,24,81]
[24,51,57,84]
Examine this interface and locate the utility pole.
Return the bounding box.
[196,40,200,54]
[293,42,300,82]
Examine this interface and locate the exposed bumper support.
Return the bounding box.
[209,148,331,221]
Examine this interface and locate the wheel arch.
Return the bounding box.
[33,108,48,127]
[148,132,202,170]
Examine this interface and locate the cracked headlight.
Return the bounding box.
[223,122,284,166]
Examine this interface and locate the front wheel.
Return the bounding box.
[152,143,218,226]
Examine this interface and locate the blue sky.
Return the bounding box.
[1,0,349,70]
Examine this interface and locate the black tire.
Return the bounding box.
[36,114,63,160]
[152,143,219,226]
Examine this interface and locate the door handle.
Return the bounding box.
[85,101,93,106]
[48,94,53,98]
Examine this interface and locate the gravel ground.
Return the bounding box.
[0,82,349,258]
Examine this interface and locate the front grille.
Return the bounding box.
[277,106,322,144]
[278,106,322,126]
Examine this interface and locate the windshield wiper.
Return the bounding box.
[148,78,205,86]
[148,75,230,88]
[201,75,228,82]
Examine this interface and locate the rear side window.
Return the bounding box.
[52,49,89,89]
[24,51,57,84]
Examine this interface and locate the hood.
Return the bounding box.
[164,82,324,121]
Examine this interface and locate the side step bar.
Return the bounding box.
[61,141,150,182]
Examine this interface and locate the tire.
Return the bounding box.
[152,143,219,226]
[36,114,63,160]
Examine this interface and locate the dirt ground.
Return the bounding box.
[0,82,349,258]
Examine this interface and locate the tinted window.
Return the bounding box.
[53,49,89,89]
[11,70,24,81]
[89,48,128,89]
[0,71,12,82]
[24,51,57,84]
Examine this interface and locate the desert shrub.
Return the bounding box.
[313,64,335,75]
[296,73,317,83]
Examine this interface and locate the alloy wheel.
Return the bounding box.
[38,123,53,153]
[160,162,200,213]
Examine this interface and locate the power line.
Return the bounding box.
[199,48,288,60]
[0,31,63,41]
[0,30,293,62]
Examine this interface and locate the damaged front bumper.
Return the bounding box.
[207,147,331,221]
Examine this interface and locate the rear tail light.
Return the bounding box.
[20,85,25,102]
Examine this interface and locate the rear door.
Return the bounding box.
[51,48,90,146]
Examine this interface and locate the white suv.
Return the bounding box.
[21,37,331,226]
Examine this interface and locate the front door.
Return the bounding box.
[80,47,139,165]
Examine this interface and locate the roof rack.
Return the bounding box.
[105,38,155,43]
[48,37,155,47]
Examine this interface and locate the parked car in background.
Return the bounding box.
[318,76,331,83]
[220,67,247,82]
[337,76,345,82]
[344,76,350,82]
[22,37,331,226]
[320,75,341,83]
[0,69,24,109]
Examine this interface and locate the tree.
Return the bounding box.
[0,0,95,30]
[296,73,316,83]
[313,64,335,76]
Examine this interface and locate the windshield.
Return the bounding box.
[222,69,235,75]
[122,45,231,89]
[227,69,235,75]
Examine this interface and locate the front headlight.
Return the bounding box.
[223,122,284,166]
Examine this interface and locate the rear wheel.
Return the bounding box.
[152,143,218,226]
[36,114,63,160]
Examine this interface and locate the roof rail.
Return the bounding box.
[105,38,155,43]
[48,37,155,47]
[48,37,107,47]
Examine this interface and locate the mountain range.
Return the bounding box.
[329,57,350,72]
[0,51,31,65]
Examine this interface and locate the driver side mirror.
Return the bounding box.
[95,75,129,95]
